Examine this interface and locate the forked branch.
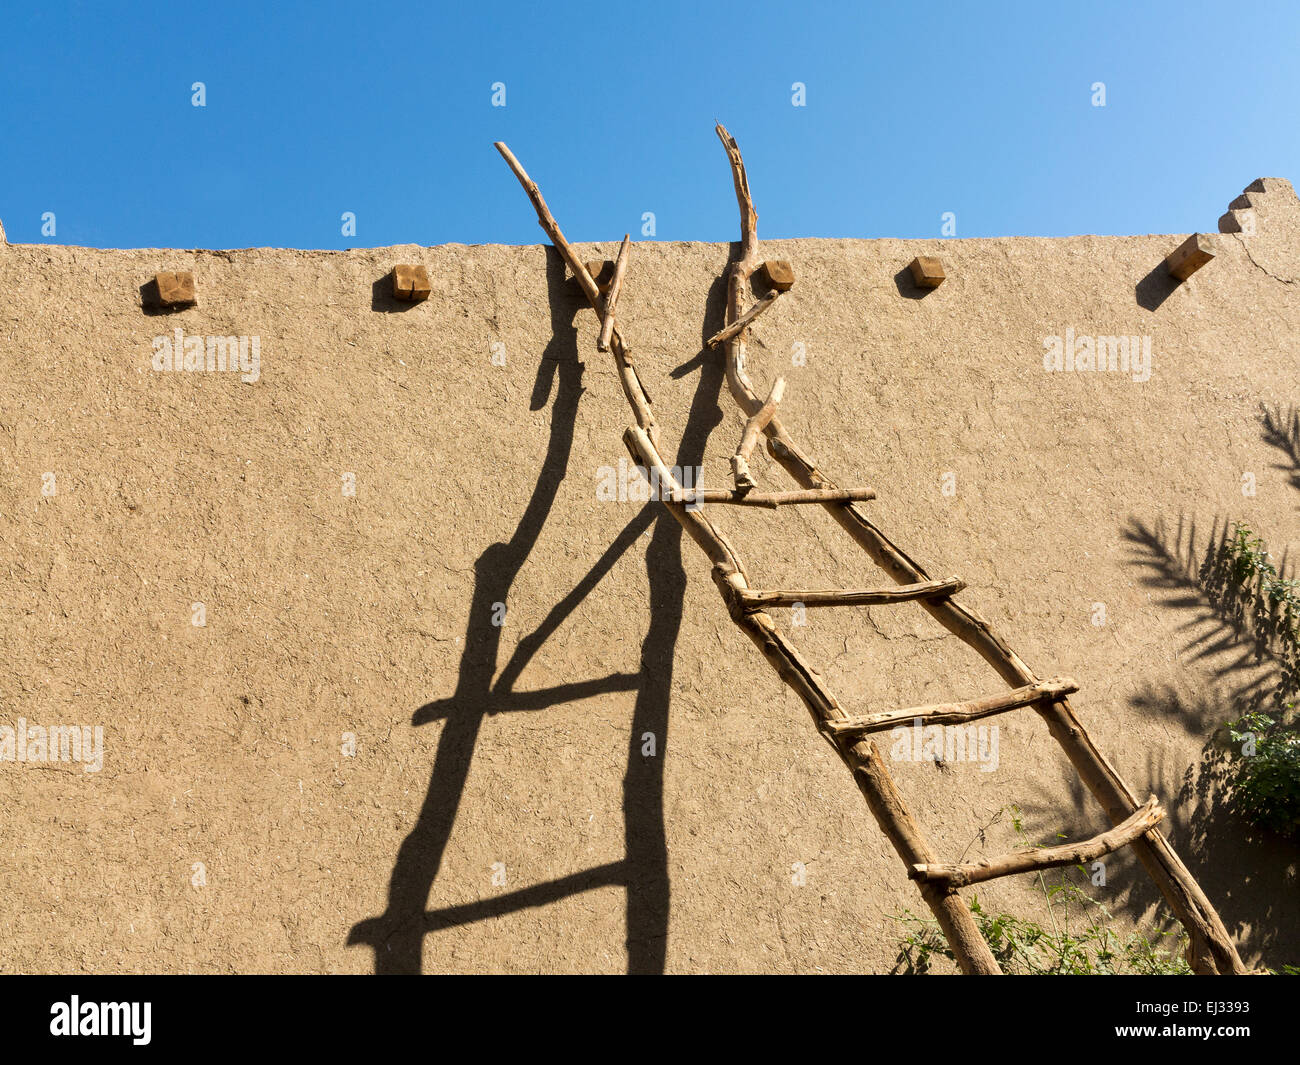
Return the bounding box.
[498,135,1002,976]
[710,123,1245,976]
[732,376,784,489]
[496,125,1246,977]
[707,291,780,349]
[494,142,660,449]
[598,235,631,353]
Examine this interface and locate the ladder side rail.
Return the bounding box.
[497,140,1003,976]
[711,122,1245,976]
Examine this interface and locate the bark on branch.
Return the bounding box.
[710,124,1246,976]
[911,798,1166,888]
[736,578,965,609]
[676,486,874,508]
[494,142,661,449]
[499,127,1246,977]
[498,135,1004,976]
[597,234,631,353]
[823,677,1080,738]
[707,291,780,348]
[732,376,784,489]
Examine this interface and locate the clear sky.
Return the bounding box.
[2,1,1297,249]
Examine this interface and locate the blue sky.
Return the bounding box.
[2,1,1296,249]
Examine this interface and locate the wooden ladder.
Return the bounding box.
[495,126,1246,975]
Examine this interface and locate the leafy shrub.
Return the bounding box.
[1228,711,1300,837]
[1202,523,1300,837]
[890,809,1191,974]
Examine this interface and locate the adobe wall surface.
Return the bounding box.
[1,178,1297,973]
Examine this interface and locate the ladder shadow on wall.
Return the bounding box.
[347,249,732,973]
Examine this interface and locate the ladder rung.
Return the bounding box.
[706,290,781,348]
[738,578,964,609]
[909,797,1164,888]
[825,676,1079,738]
[674,487,875,509]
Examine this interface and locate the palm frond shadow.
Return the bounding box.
[1123,513,1287,713]
[1260,402,1300,500]
[1009,513,1298,970]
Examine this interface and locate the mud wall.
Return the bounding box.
[1,177,1297,973]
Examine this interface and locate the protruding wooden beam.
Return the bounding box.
[1166,234,1215,281]
[154,271,197,308]
[911,797,1165,888]
[737,578,965,610]
[597,235,631,353]
[908,255,945,289]
[707,290,780,348]
[760,259,795,291]
[392,264,432,302]
[732,376,785,489]
[823,677,1081,738]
